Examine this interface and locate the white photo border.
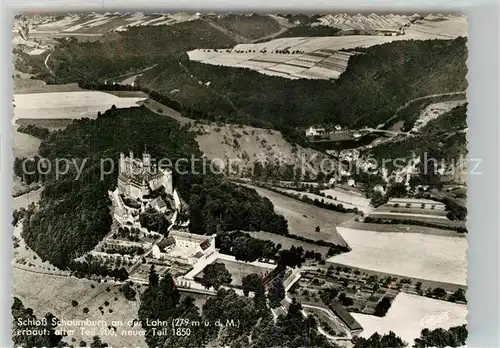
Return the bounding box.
[1,1,498,347]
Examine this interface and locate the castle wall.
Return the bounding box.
[162,169,173,195]
[129,183,149,200]
[149,175,164,191]
[117,179,130,197]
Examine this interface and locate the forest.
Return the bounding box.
[31,20,467,132]
[20,106,287,269]
[137,38,467,130]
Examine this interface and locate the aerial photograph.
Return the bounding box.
[12,10,468,348]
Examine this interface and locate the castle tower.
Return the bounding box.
[119,152,125,175]
[142,145,151,168]
[162,168,173,195]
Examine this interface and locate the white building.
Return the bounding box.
[305,126,327,137]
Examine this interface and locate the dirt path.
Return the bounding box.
[44,51,53,74]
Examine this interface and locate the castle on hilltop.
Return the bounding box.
[117,148,173,200]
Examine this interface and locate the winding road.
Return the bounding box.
[44,51,53,75]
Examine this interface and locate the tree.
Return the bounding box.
[202,262,232,290]
[431,287,447,299]
[241,273,266,312]
[353,331,407,348]
[413,325,467,348]
[148,265,159,287]
[370,191,388,208]
[374,297,392,317]
[267,277,285,308]
[448,288,467,303]
[315,226,321,233]
[90,336,109,347]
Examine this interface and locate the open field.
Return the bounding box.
[247,185,351,246]
[341,220,465,238]
[29,12,202,34]
[351,292,467,346]
[12,124,41,158]
[188,14,466,80]
[276,187,372,214]
[366,198,466,229]
[367,212,465,229]
[192,122,333,175]
[13,79,83,94]
[15,118,75,130]
[328,227,467,285]
[14,269,146,347]
[315,13,415,31]
[13,91,146,120]
[13,187,42,210]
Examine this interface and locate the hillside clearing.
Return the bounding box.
[12,124,41,158]
[247,185,351,246]
[14,269,146,347]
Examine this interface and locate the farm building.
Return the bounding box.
[152,230,215,264]
[328,301,363,334]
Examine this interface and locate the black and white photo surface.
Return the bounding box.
[11,10,468,348]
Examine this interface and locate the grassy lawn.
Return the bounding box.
[14,268,146,347]
[249,185,351,246]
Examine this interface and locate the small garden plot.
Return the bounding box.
[328,227,467,285]
[351,292,467,346]
[306,307,347,337]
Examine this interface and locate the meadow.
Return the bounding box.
[14,269,146,347]
[13,91,146,120]
[249,185,351,246]
[328,227,467,285]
